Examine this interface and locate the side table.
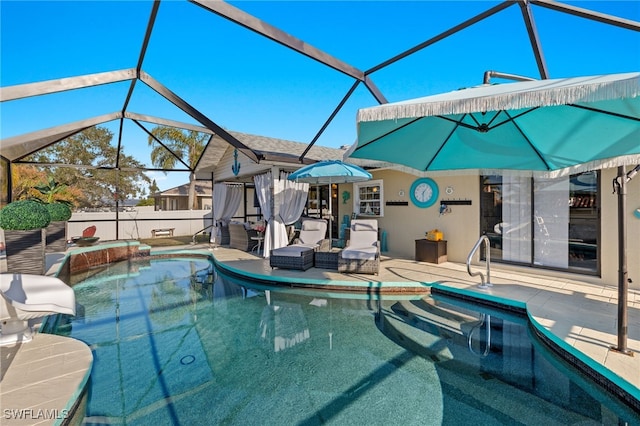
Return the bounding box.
[251,236,264,253]
[315,250,340,270]
[415,239,447,264]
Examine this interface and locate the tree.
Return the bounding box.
[24,127,151,207]
[11,166,83,207]
[10,165,47,201]
[147,127,207,210]
[149,179,160,195]
[33,176,67,203]
[137,198,155,207]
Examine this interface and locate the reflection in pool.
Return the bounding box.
[52,257,639,425]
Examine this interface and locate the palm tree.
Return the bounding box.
[147,127,208,210]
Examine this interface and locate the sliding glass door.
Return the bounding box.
[480,171,599,274]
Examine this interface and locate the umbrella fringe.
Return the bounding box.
[359,154,640,179]
[357,73,640,122]
[532,154,640,179]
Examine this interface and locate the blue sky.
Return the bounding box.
[1,1,639,191]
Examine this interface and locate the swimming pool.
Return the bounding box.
[52,257,640,425]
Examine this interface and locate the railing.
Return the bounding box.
[192,223,215,245]
[468,313,491,357]
[467,235,492,289]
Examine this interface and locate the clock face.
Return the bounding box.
[409,178,439,208]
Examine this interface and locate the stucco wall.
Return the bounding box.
[365,168,640,290]
[600,168,640,288]
[365,170,479,262]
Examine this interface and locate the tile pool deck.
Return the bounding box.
[1,243,639,424]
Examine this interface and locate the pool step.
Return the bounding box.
[381,308,455,363]
[382,300,604,424]
[391,298,482,337]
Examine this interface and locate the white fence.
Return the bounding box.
[67,207,214,241]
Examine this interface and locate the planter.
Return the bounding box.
[4,229,46,275]
[46,221,68,253]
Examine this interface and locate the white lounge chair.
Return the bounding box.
[0,273,76,346]
[289,218,330,251]
[338,219,380,274]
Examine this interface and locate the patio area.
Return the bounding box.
[1,242,640,424]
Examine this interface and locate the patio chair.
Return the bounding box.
[289,218,330,252]
[229,223,259,251]
[0,273,76,346]
[338,219,380,275]
[71,225,100,246]
[269,218,329,271]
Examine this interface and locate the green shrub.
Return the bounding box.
[0,200,51,230]
[46,202,72,221]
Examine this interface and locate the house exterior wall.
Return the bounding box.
[366,169,479,262]
[366,167,640,289]
[155,195,211,211]
[214,147,270,182]
[204,144,640,291]
[601,168,639,289]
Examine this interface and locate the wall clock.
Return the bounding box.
[409,178,439,208]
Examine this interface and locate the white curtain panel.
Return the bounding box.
[272,172,309,255]
[254,172,274,256]
[211,183,243,244]
[502,175,532,263]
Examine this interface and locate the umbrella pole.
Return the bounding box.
[612,166,632,355]
[329,179,332,244]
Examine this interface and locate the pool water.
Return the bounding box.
[53,257,640,425]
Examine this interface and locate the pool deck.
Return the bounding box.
[1,243,640,424]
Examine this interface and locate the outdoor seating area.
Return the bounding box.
[269,219,380,274]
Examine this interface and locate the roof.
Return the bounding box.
[155,180,213,197]
[196,130,357,173]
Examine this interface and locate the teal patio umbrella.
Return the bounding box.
[289,160,372,242]
[352,72,639,174]
[350,72,640,352]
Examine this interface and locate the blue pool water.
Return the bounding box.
[53,257,640,425]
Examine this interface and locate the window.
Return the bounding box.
[354,180,383,217]
[480,171,599,274]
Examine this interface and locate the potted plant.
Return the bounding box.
[0,199,51,275]
[33,177,73,253]
[45,201,72,252]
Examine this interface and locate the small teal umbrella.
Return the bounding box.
[288,160,372,184]
[289,160,372,242]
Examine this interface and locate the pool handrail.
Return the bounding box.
[467,235,492,289]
